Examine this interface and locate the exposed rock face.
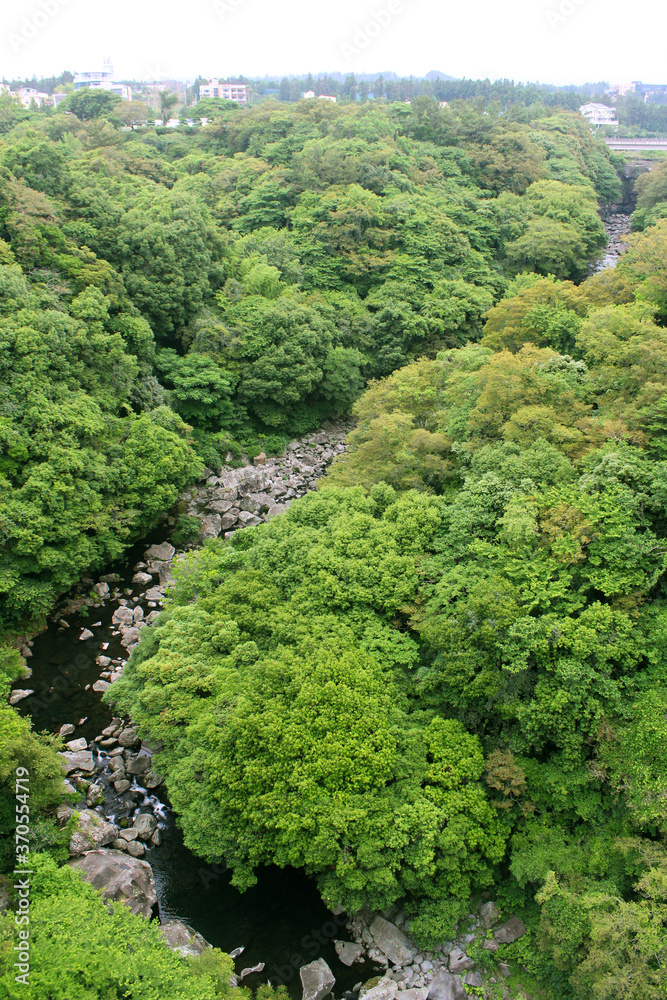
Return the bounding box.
[69,848,157,918]
[300,958,336,1000]
[159,920,211,957]
[68,809,118,855]
[145,542,175,563]
[369,916,414,966]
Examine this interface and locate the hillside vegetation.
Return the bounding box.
[4,92,667,999]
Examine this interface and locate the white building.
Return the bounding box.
[580,102,618,129]
[303,90,315,99]
[318,94,337,103]
[17,87,49,108]
[198,79,247,104]
[73,60,132,101]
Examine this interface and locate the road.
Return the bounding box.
[604,138,667,150]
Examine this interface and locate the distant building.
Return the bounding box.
[318,94,337,103]
[439,100,449,108]
[630,81,667,105]
[580,102,617,129]
[17,88,49,109]
[73,59,132,101]
[303,90,315,99]
[198,79,247,104]
[52,93,68,108]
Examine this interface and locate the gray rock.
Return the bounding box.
[92,680,110,692]
[498,962,511,978]
[369,917,414,967]
[145,542,175,562]
[114,779,131,794]
[118,728,140,748]
[132,571,153,586]
[479,900,499,929]
[494,917,526,944]
[55,804,74,825]
[120,628,142,649]
[111,838,128,851]
[112,606,135,625]
[208,499,233,513]
[69,848,157,918]
[9,689,34,705]
[85,783,104,806]
[133,813,158,840]
[447,948,474,974]
[359,977,398,1000]
[335,940,364,966]
[69,809,119,855]
[159,920,211,958]
[60,750,94,773]
[92,582,110,600]
[300,958,336,1000]
[79,628,94,641]
[482,939,499,952]
[59,723,76,737]
[199,514,222,540]
[126,755,152,776]
[126,840,146,857]
[237,510,261,527]
[427,971,466,1000]
[143,772,164,789]
[462,972,482,988]
[97,655,112,667]
[402,989,429,1000]
[119,829,138,841]
[267,504,287,518]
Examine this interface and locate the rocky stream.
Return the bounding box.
[14,430,530,1000]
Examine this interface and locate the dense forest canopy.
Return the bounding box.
[2,87,667,1000]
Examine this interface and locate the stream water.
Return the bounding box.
[16,523,378,998]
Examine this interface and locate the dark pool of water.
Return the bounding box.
[15,532,379,998]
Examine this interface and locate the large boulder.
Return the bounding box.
[199,514,222,540]
[69,848,157,918]
[300,958,335,1000]
[145,542,175,563]
[359,977,398,1000]
[369,916,414,966]
[112,606,135,626]
[448,947,474,974]
[427,972,466,1000]
[478,900,499,929]
[60,750,94,774]
[494,916,526,944]
[159,920,211,958]
[334,940,364,966]
[133,813,157,840]
[69,809,118,855]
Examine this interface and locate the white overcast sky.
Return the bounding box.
[0,0,664,86]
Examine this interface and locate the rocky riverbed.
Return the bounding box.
[13,420,528,998]
[596,212,632,270]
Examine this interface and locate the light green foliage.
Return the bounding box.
[109,487,506,932]
[0,648,65,871]
[0,267,201,626]
[0,853,253,999]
